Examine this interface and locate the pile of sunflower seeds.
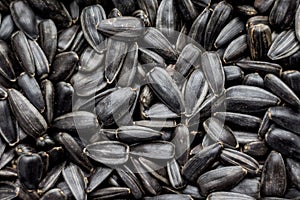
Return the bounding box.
[0,0,300,199]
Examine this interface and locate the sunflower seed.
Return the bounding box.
[266,127,300,160]
[146,67,184,114]
[39,19,57,64]
[10,0,38,40]
[98,17,145,40]
[84,141,129,165]
[62,163,87,200]
[182,142,223,182]
[8,88,47,138]
[17,153,43,190]
[197,166,247,196]
[268,30,300,60]
[261,151,287,197]
[220,148,260,175]
[215,17,245,49]
[204,1,233,50]
[81,5,106,53]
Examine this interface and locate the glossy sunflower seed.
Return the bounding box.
[146,67,184,114]
[224,65,244,83]
[8,88,47,138]
[90,187,131,199]
[143,103,178,119]
[0,40,16,82]
[156,0,179,38]
[189,7,212,46]
[257,110,271,138]
[221,148,260,175]
[201,51,225,96]
[174,44,202,83]
[269,0,297,30]
[17,153,43,190]
[138,48,165,66]
[0,181,20,200]
[79,46,105,73]
[17,72,45,112]
[27,0,72,28]
[0,15,15,40]
[232,131,259,145]
[28,40,49,80]
[243,140,269,157]
[71,65,106,97]
[207,192,255,200]
[11,31,35,77]
[85,141,129,165]
[86,167,113,193]
[98,17,145,40]
[116,166,145,199]
[286,158,300,189]
[264,73,300,107]
[54,82,74,117]
[10,0,38,40]
[214,112,261,131]
[95,87,136,126]
[203,117,239,148]
[225,85,280,114]
[131,157,161,195]
[70,30,88,54]
[49,51,79,83]
[268,30,300,60]
[243,73,264,88]
[248,24,272,60]
[142,27,178,62]
[130,141,175,160]
[57,25,79,52]
[166,158,185,189]
[116,125,162,143]
[268,106,300,135]
[230,178,261,199]
[117,42,138,87]
[39,19,57,64]
[182,69,208,117]
[81,5,106,53]
[54,132,93,172]
[105,38,128,84]
[282,70,300,97]
[69,0,79,23]
[0,100,18,146]
[261,151,287,197]
[223,34,248,63]
[266,127,300,160]
[53,111,99,132]
[38,162,65,194]
[197,166,247,196]
[182,142,223,182]
[215,17,245,49]
[172,124,190,166]
[62,163,87,200]
[144,194,192,200]
[138,156,169,184]
[236,59,282,75]
[204,1,233,50]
